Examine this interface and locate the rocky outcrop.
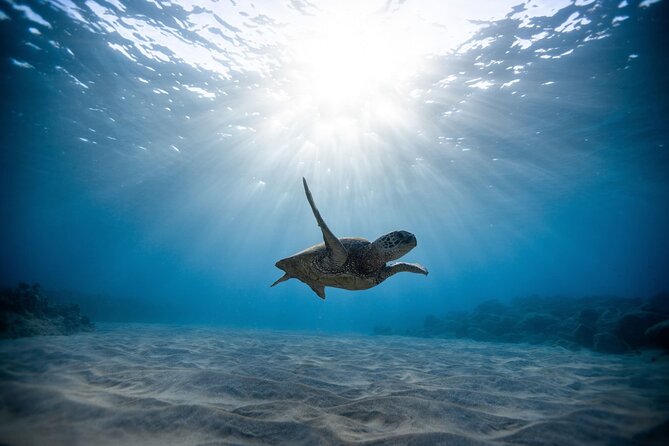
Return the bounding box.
[593,332,629,354]
[614,311,666,349]
[645,320,669,350]
[0,283,94,339]
[374,294,669,354]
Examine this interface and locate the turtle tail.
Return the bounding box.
[271,273,291,287]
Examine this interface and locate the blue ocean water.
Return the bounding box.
[1,0,668,333]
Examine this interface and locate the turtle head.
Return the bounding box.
[372,230,417,262]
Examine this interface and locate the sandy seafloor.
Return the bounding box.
[0,324,668,446]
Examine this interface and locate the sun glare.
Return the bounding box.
[283,5,425,126]
[294,22,405,107]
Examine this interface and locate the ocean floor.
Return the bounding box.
[0,325,668,445]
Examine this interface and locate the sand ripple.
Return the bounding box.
[0,324,668,445]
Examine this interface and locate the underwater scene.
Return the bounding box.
[1,0,669,444]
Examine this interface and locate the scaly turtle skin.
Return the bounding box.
[271,178,428,299]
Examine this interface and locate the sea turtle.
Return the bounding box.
[271,178,428,299]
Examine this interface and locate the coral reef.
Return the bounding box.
[376,294,669,354]
[0,283,94,339]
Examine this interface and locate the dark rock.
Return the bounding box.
[597,307,622,328]
[512,295,581,319]
[642,293,669,315]
[634,418,669,444]
[578,308,599,326]
[573,323,596,348]
[0,283,94,339]
[483,316,516,337]
[474,300,508,316]
[515,313,558,334]
[404,294,667,354]
[593,332,629,354]
[454,323,469,338]
[511,295,543,312]
[615,311,666,349]
[645,320,669,350]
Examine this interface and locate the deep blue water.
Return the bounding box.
[1,0,668,332]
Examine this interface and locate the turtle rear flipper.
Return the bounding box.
[308,284,326,300]
[303,178,348,269]
[271,273,291,287]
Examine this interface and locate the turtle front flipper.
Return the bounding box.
[379,262,429,283]
[302,178,348,268]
